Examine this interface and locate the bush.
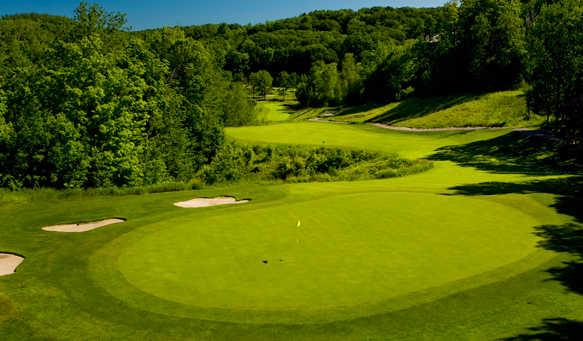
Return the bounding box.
[200,142,431,184]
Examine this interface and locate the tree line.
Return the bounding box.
[0,4,254,189]
[0,0,581,189]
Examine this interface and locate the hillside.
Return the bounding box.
[317,90,544,128]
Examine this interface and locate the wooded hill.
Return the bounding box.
[0,1,581,189]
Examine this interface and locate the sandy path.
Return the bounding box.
[174,197,250,208]
[308,119,534,132]
[370,123,534,132]
[43,219,125,233]
[0,254,24,276]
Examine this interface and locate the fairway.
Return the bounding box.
[226,122,510,158]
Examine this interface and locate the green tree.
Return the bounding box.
[340,53,363,104]
[527,0,583,147]
[296,61,342,106]
[457,0,526,89]
[249,70,273,100]
[73,1,126,37]
[364,46,416,102]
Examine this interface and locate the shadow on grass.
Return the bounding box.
[369,94,478,124]
[455,179,583,339]
[430,130,576,175]
[449,177,583,221]
[439,130,583,340]
[502,318,583,340]
[451,177,583,293]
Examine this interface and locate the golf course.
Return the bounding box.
[1,116,581,339]
[1,0,583,339]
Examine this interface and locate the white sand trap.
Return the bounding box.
[174,197,250,208]
[0,254,24,276]
[42,218,125,233]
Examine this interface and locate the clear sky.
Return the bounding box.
[0,1,449,30]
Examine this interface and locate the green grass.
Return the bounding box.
[114,191,550,323]
[328,90,545,128]
[227,121,511,159]
[255,101,294,123]
[1,120,582,339]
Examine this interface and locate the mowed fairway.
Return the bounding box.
[226,121,510,158]
[0,122,581,339]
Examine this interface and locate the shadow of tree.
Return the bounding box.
[430,130,577,175]
[502,318,583,340]
[449,177,583,222]
[370,94,478,124]
[438,130,583,340]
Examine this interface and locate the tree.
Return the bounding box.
[364,46,416,102]
[527,0,583,149]
[457,0,526,89]
[0,3,228,188]
[73,1,126,38]
[249,70,273,100]
[276,71,299,101]
[296,61,342,106]
[340,53,363,104]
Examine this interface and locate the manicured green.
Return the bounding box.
[115,191,547,323]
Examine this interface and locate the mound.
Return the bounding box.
[43,218,125,233]
[0,254,24,276]
[174,197,249,208]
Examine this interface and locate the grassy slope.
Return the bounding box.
[330,90,545,128]
[0,123,581,339]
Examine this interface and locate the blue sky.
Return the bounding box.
[0,1,449,30]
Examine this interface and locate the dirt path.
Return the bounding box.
[370,123,535,132]
[308,118,535,132]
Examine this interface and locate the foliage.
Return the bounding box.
[200,142,431,184]
[0,3,257,189]
[249,70,273,100]
[526,0,583,152]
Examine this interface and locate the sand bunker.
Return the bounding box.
[174,197,250,208]
[43,218,125,233]
[0,253,24,276]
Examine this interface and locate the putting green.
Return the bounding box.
[114,191,547,322]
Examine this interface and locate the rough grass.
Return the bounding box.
[329,90,545,128]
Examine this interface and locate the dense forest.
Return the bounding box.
[0,0,581,189]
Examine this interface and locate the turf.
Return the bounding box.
[226,121,510,158]
[0,121,581,339]
[115,192,547,322]
[255,101,293,123]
